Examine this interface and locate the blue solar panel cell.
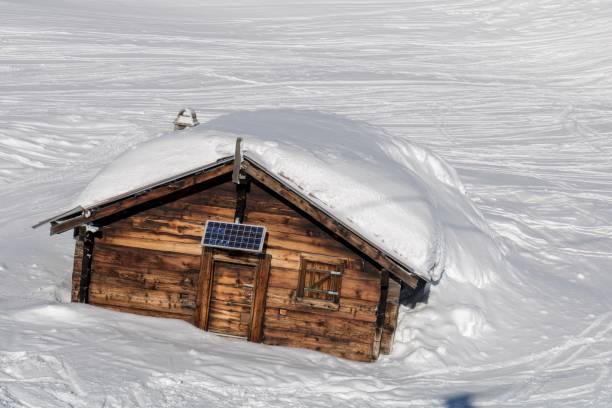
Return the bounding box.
[201,221,266,253]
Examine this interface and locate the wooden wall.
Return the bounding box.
[71,238,84,302]
[87,177,236,323]
[381,279,401,355]
[244,183,381,362]
[79,175,384,361]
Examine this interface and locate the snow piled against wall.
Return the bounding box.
[77,109,502,285]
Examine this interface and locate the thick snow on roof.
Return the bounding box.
[77,109,500,283]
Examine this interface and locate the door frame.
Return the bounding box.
[195,247,271,343]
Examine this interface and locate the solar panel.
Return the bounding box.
[201,220,267,253]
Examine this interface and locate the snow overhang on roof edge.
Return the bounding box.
[34,155,427,286]
[243,156,426,285]
[32,157,234,230]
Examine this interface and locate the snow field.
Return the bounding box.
[1,0,612,406]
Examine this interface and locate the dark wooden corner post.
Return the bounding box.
[72,225,95,303]
[373,269,390,359]
[235,181,249,223]
[380,277,402,355]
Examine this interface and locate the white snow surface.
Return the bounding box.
[77,109,501,283]
[2,0,612,406]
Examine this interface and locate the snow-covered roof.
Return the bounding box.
[69,109,500,284]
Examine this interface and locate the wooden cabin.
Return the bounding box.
[41,145,426,362]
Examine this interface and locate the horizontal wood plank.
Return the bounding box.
[263,328,374,361]
[264,308,376,343]
[91,262,198,295]
[89,282,196,316]
[93,243,201,272]
[98,303,194,323]
[265,287,378,323]
[208,316,249,338]
[97,235,201,255]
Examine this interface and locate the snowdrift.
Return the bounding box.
[77,109,502,285]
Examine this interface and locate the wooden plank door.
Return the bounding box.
[207,260,256,338]
[196,248,270,342]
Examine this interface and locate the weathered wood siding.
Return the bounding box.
[89,177,236,323]
[381,279,401,355]
[83,176,382,361]
[245,183,381,362]
[207,260,255,337]
[71,237,84,302]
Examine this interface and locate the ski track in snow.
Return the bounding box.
[1,0,612,406]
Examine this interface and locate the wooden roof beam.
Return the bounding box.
[45,153,423,287]
[241,159,421,288]
[50,161,234,235]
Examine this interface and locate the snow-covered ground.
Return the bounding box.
[1,0,611,406]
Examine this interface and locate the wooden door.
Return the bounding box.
[208,260,255,338]
[196,248,270,342]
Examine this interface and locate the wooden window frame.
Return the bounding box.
[296,254,345,310]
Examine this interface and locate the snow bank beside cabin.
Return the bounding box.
[77,109,501,284]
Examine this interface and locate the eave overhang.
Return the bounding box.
[34,155,427,287]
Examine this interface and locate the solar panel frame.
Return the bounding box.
[201,220,267,253]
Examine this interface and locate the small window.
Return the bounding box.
[297,255,344,305]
